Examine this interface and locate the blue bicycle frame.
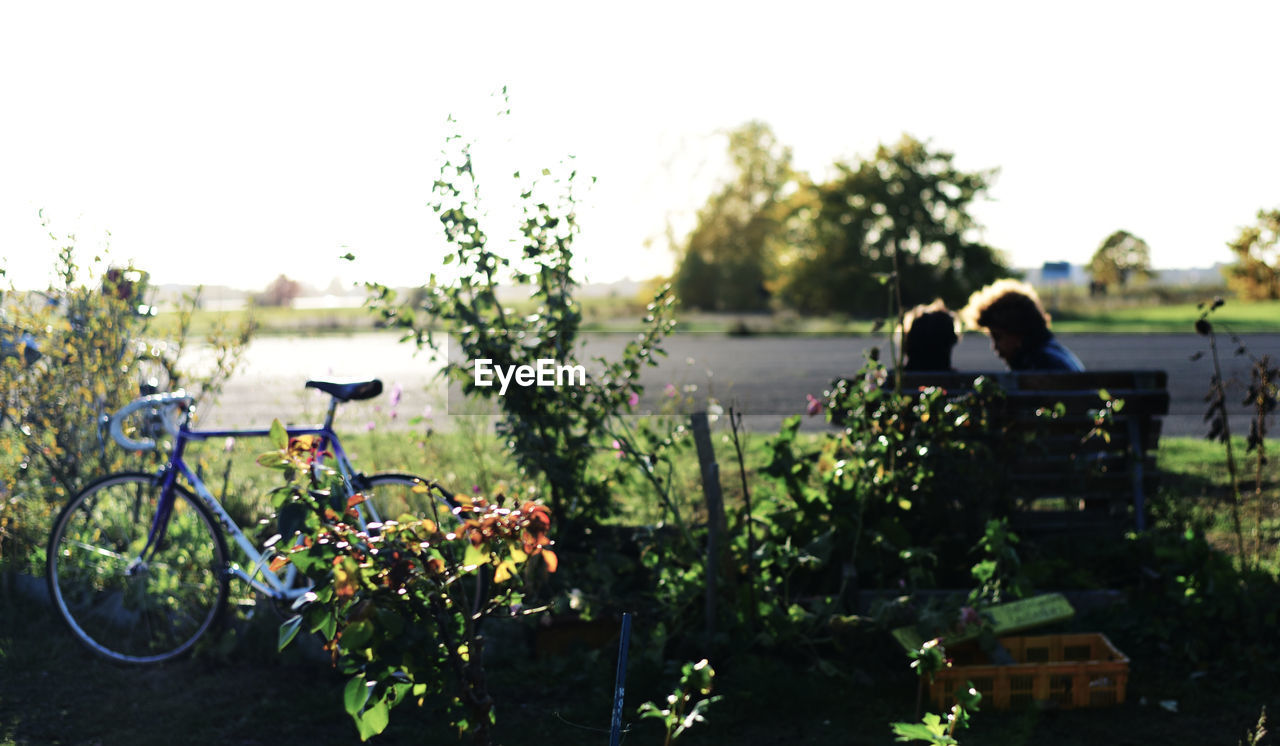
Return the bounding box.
[137,391,369,602]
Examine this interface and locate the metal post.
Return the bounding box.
[609,613,633,746]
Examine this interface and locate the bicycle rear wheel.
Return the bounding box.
[46,472,229,664]
[358,472,459,530]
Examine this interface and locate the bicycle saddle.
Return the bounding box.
[305,378,383,402]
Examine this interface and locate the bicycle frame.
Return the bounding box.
[143,396,360,602]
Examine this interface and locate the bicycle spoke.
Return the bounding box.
[48,473,229,663]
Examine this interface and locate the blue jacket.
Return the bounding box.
[1009,334,1084,371]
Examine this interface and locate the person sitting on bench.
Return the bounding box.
[961,279,1084,371]
[900,300,961,371]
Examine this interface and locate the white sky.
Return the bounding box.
[2,2,1278,292]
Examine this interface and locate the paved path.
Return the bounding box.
[194,331,1280,438]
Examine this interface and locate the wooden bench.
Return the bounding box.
[861,370,1170,534]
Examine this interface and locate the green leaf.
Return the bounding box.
[256,452,289,469]
[355,699,390,741]
[277,615,303,651]
[344,675,371,716]
[269,418,288,450]
[891,713,955,743]
[343,620,375,651]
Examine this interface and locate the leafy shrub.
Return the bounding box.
[0,235,251,575]
[261,424,557,744]
[762,353,1008,594]
[366,106,675,531]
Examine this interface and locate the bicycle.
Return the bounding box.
[44,378,459,664]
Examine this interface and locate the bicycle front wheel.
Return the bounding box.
[46,472,229,664]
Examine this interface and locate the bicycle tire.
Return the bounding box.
[46,471,230,664]
[359,472,460,530]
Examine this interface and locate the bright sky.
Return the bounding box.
[3,2,1278,292]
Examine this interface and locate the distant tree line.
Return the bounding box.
[672,122,1280,313]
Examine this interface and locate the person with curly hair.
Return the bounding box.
[960,279,1084,371]
[900,300,961,371]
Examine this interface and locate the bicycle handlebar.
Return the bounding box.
[108,390,192,451]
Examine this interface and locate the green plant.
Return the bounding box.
[763,353,1007,593]
[261,424,557,744]
[892,638,982,744]
[365,98,674,530]
[1238,706,1268,746]
[1194,297,1279,570]
[890,687,981,745]
[967,518,1029,607]
[0,232,251,576]
[637,658,722,746]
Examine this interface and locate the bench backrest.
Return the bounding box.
[884,370,1170,533]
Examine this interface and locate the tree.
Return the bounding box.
[1087,230,1154,290]
[1224,208,1280,301]
[672,121,795,311]
[255,274,302,307]
[776,135,1010,316]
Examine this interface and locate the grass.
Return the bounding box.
[1052,299,1280,333]
[1155,436,1280,568]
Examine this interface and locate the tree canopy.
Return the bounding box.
[775,135,1010,316]
[1087,230,1154,289]
[1224,208,1280,301]
[255,274,302,307]
[672,121,794,312]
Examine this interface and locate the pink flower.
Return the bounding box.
[390,383,403,408]
[365,421,376,431]
[223,437,235,453]
[612,439,625,459]
[805,394,822,417]
[627,390,640,408]
[664,383,677,398]
[422,405,434,420]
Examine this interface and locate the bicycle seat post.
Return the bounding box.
[323,395,340,430]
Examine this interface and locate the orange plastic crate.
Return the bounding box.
[929,633,1128,710]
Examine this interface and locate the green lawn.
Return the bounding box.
[1053,299,1280,333]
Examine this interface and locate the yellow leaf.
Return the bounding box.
[334,556,360,599]
[508,543,528,563]
[463,543,489,569]
[493,559,517,583]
